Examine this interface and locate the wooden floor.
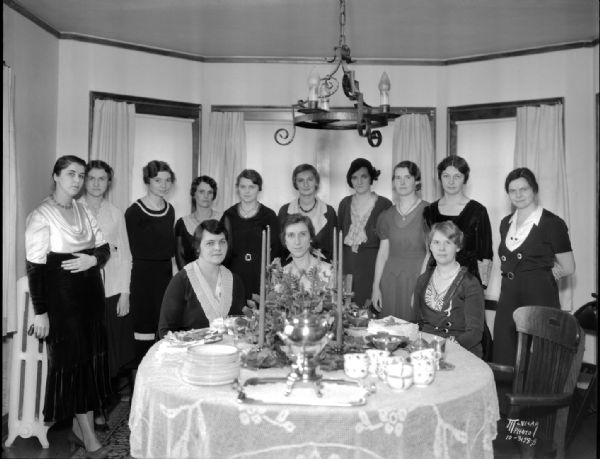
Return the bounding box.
[2,407,596,458]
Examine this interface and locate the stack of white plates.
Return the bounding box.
[181,344,240,386]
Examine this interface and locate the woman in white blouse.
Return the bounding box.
[26,155,111,456]
[82,160,135,423]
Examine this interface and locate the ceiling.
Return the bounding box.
[10,0,600,62]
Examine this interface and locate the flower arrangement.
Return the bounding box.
[245,257,337,350]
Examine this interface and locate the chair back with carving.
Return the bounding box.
[511,306,584,456]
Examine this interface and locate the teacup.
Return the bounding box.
[385,362,413,391]
[365,349,390,376]
[343,353,369,379]
[377,355,404,381]
[410,348,436,386]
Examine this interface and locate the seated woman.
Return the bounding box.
[158,219,246,338]
[281,214,333,293]
[413,221,485,357]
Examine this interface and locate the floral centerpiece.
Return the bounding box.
[242,257,339,368]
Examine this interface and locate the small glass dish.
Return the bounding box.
[366,332,409,353]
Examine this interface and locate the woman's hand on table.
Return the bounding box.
[61,253,98,272]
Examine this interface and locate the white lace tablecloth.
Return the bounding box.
[129,337,499,459]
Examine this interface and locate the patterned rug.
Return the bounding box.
[70,401,131,459]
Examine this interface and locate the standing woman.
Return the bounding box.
[221,169,281,299]
[493,168,575,365]
[175,175,222,270]
[423,156,493,286]
[338,158,392,308]
[371,161,429,320]
[278,164,337,263]
[125,160,176,364]
[26,155,111,456]
[82,160,135,400]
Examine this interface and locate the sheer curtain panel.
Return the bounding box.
[514,103,572,310]
[90,99,136,212]
[392,114,436,202]
[203,112,247,211]
[3,64,18,334]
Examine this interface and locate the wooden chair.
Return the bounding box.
[489,306,585,458]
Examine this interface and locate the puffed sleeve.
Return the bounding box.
[475,205,493,261]
[455,276,485,351]
[25,210,50,314]
[547,214,572,254]
[25,209,50,264]
[116,211,132,293]
[376,208,390,240]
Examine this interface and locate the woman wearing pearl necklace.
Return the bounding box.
[278,164,337,263]
[413,221,485,357]
[371,161,429,320]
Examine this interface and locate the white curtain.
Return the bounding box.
[3,64,18,335]
[203,112,247,211]
[90,99,136,212]
[514,103,573,310]
[392,114,436,202]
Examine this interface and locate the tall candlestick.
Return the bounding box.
[332,230,337,289]
[266,225,271,265]
[336,230,344,346]
[258,230,266,347]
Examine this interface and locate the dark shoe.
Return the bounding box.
[67,430,85,448]
[85,445,110,459]
[94,421,110,432]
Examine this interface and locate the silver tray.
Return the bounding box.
[237,377,369,407]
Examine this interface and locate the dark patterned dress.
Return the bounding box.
[338,194,393,308]
[25,198,111,422]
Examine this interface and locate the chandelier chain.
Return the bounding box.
[339,0,346,46]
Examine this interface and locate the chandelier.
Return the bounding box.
[274,0,401,148]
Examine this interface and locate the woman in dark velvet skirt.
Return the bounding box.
[26,156,111,457]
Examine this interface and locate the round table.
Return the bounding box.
[129,337,499,458]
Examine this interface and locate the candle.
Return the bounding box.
[266,225,271,265]
[336,230,344,346]
[332,230,337,288]
[258,229,266,347]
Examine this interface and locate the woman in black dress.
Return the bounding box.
[493,168,575,365]
[159,219,246,338]
[125,160,176,364]
[175,175,222,270]
[423,156,493,286]
[26,155,111,456]
[278,164,337,263]
[337,158,393,308]
[221,169,281,300]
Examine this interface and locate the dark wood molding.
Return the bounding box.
[447,97,564,156]
[5,0,598,66]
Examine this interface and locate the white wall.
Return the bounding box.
[3,3,59,417]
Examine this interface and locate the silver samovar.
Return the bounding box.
[277,309,334,397]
